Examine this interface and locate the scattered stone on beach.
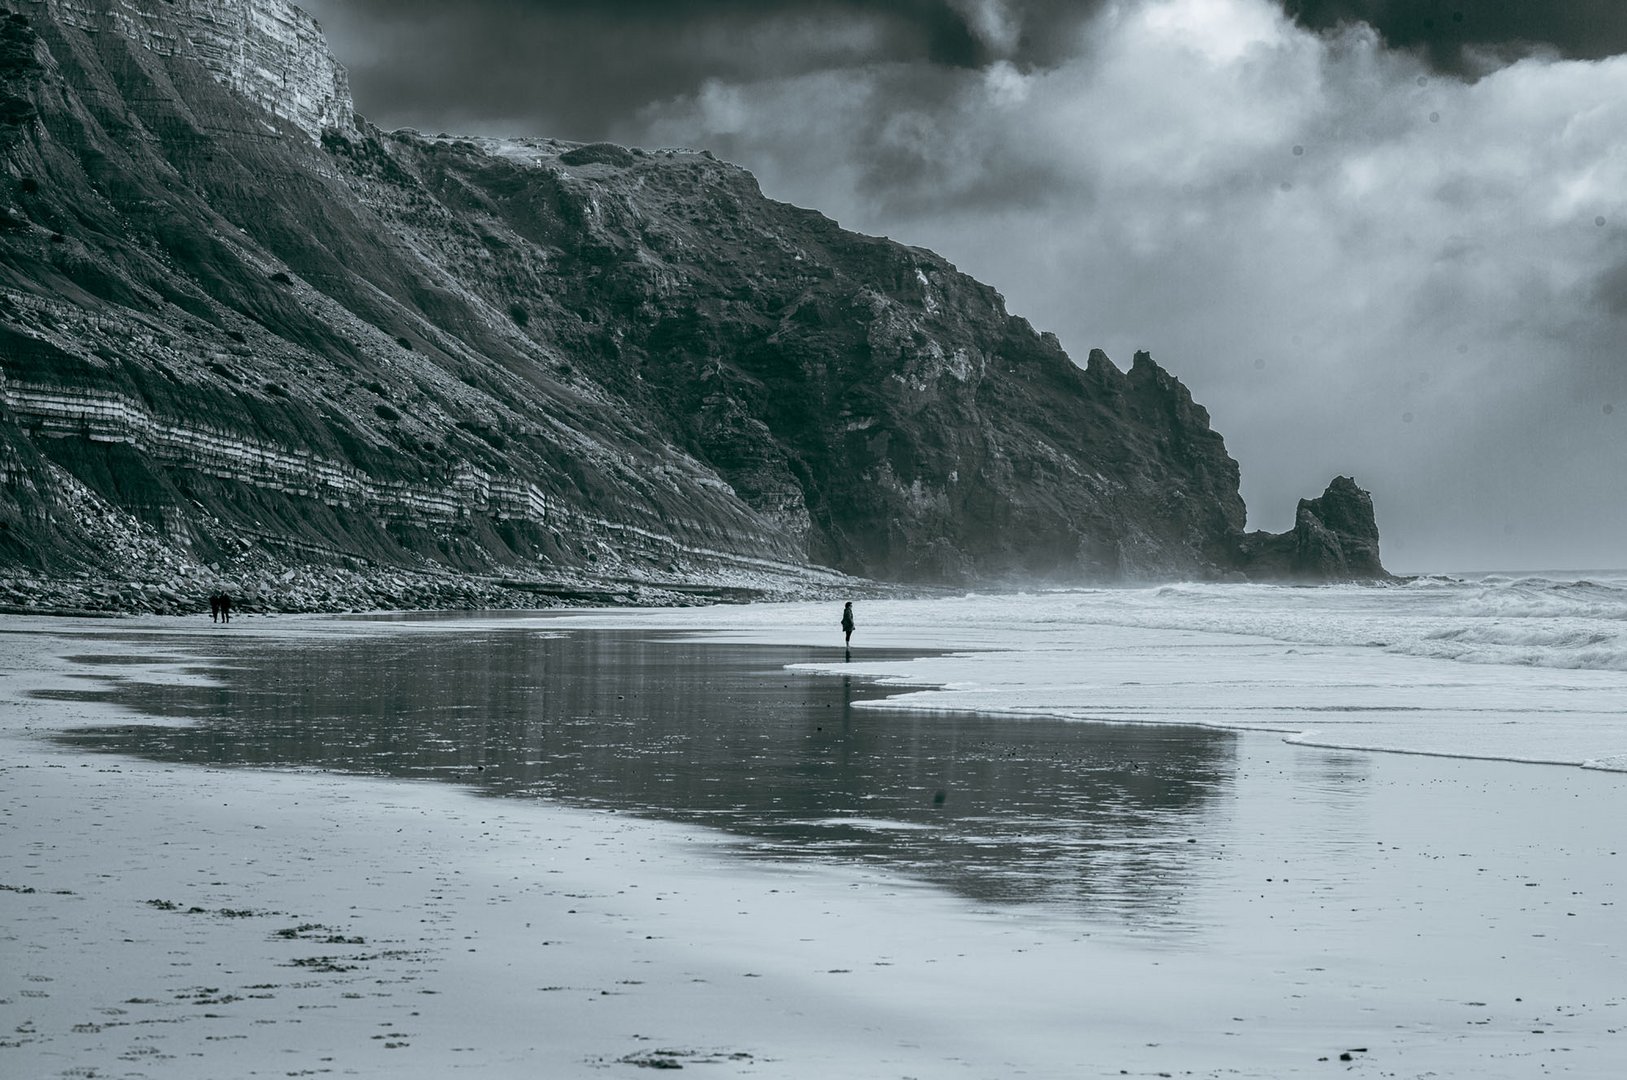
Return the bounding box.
[616,1047,754,1070]
[0,552,881,616]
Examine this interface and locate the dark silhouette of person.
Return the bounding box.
[219,592,233,623]
[209,593,221,623]
[841,601,854,651]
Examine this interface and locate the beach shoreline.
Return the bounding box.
[3,612,1624,1078]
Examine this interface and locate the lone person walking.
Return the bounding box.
[841,601,855,652]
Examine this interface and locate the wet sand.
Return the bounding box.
[2,614,1623,1078]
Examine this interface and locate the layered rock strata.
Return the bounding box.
[39,0,352,138]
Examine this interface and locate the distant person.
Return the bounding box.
[219,592,233,623]
[841,601,854,649]
[209,592,221,623]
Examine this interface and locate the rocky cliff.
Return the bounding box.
[0,0,1383,611]
[45,0,351,137]
[1237,476,1389,582]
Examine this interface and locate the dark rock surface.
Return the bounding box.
[1238,477,1390,582]
[0,0,1384,611]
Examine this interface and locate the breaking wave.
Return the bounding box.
[1059,572,1627,673]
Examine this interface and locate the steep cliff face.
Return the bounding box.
[43,0,351,138]
[0,0,1383,605]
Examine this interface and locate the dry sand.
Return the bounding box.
[2,615,1623,1078]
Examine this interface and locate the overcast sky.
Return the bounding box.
[297,0,1627,573]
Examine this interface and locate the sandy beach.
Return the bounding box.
[3,607,1624,1079]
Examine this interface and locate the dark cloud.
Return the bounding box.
[298,0,1627,141]
[298,0,1105,138]
[1282,0,1627,75]
[1590,253,1627,318]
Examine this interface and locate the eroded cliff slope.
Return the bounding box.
[0,0,1382,610]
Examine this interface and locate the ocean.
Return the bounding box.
[553,572,1627,772]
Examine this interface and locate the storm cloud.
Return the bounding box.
[297,0,1627,571]
[296,0,1111,137]
[1283,0,1627,75]
[298,0,1626,134]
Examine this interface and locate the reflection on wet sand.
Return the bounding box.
[52,629,1236,924]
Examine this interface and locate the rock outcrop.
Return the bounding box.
[1237,477,1389,582]
[42,0,352,138]
[0,0,1385,608]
